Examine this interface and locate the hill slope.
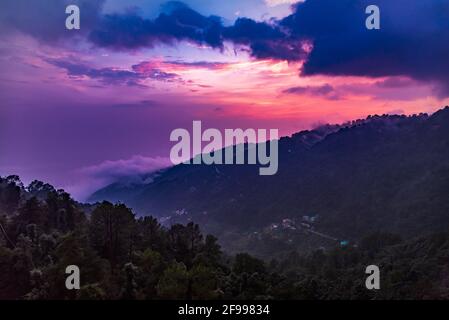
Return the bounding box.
[89,107,449,253]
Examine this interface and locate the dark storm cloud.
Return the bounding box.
[222,17,308,61]
[87,1,309,60]
[281,0,449,95]
[86,0,449,95]
[89,1,224,50]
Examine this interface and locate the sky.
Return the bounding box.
[1,0,449,200]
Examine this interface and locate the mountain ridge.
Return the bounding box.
[89,107,449,254]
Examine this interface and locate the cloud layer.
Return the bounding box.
[3,0,449,95]
[46,58,182,87]
[92,0,449,96]
[70,155,171,200]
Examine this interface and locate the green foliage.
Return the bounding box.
[2,175,449,300]
[189,264,219,299]
[0,176,22,215]
[156,262,189,299]
[77,283,107,300]
[89,202,135,267]
[233,253,265,275]
[0,246,32,299]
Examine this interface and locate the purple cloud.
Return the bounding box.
[165,60,228,70]
[375,77,418,89]
[283,84,340,99]
[46,58,180,86]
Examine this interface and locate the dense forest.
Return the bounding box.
[2,175,449,300]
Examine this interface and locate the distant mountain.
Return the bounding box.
[89,107,449,254]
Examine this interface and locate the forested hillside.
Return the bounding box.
[90,107,449,255]
[2,175,449,300]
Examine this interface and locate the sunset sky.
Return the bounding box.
[1,0,449,199]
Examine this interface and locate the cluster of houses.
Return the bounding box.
[266,214,352,248]
[269,215,319,231]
